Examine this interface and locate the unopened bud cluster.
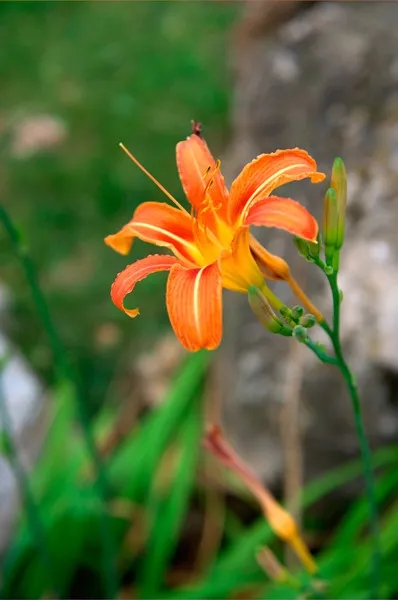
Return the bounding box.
[294,157,347,275]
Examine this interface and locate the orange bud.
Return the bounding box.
[204,425,317,574]
[250,235,291,281]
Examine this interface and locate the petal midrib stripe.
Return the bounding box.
[132,222,198,252]
[245,162,310,208]
[192,267,204,343]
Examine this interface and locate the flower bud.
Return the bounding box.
[248,286,292,336]
[204,425,317,575]
[250,237,291,280]
[294,236,311,260]
[291,305,304,321]
[293,236,319,262]
[330,157,347,250]
[308,235,321,259]
[323,187,338,266]
[279,305,297,328]
[292,325,308,342]
[299,313,316,328]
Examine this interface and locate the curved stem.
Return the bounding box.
[302,337,337,365]
[327,273,381,598]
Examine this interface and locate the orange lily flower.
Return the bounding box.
[105,131,325,351]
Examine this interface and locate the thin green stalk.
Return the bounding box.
[0,205,118,598]
[302,337,337,366]
[323,273,381,599]
[0,359,59,597]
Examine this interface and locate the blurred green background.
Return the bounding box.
[1,0,238,403]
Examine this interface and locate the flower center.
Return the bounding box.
[191,164,234,265]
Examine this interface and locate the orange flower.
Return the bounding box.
[105,131,325,351]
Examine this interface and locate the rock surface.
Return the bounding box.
[0,285,47,552]
[220,1,398,493]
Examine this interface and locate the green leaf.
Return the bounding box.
[139,383,204,597]
[108,351,210,502]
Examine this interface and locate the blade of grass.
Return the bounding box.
[139,381,204,598]
[317,464,398,586]
[1,487,125,598]
[327,502,398,599]
[108,351,210,501]
[2,351,210,598]
[175,444,398,599]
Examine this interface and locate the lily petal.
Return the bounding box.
[219,226,265,293]
[166,261,222,351]
[111,254,179,318]
[228,148,325,225]
[105,202,201,265]
[176,134,228,214]
[244,195,319,241]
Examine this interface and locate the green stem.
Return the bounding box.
[326,272,381,598]
[302,337,337,366]
[0,205,118,598]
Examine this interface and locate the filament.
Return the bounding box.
[119,143,189,215]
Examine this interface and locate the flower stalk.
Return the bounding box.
[292,157,380,598]
[320,273,381,599]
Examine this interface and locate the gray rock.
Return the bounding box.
[220,1,398,493]
[0,286,47,551]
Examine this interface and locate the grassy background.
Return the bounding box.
[0,0,239,401]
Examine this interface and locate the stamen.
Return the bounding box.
[210,159,221,179]
[119,143,190,215]
[203,161,221,201]
[203,165,212,179]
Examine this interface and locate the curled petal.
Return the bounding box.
[105,202,201,265]
[228,148,325,224]
[176,134,228,214]
[111,254,179,318]
[219,227,265,293]
[245,195,319,241]
[166,261,222,351]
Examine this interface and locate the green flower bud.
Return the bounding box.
[330,157,347,250]
[293,237,314,263]
[323,187,338,266]
[291,305,304,321]
[279,305,298,328]
[248,286,292,336]
[299,314,316,328]
[294,233,320,263]
[292,325,308,342]
[308,233,321,260]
